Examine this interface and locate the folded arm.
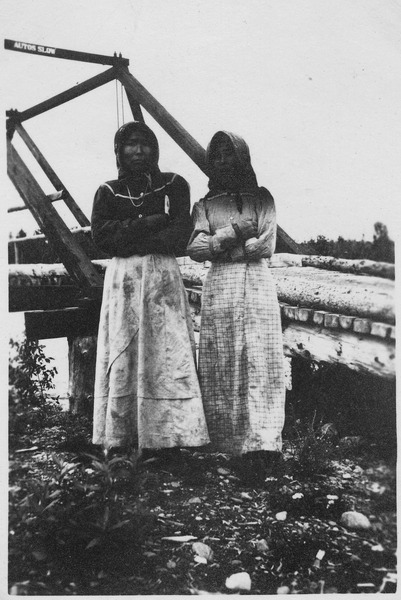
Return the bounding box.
[187,201,258,262]
[243,188,277,260]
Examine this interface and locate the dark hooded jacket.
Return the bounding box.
[91,121,192,257]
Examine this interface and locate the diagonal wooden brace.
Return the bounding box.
[7,137,103,288]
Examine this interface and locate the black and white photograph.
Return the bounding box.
[3,0,399,595]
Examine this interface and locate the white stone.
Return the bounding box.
[255,539,270,553]
[340,511,371,530]
[192,542,214,561]
[225,572,251,591]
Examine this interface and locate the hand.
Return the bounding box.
[143,213,170,232]
[232,217,258,241]
[244,237,259,258]
[215,224,238,249]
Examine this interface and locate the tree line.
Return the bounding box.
[304,222,394,263]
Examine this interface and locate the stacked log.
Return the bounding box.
[8,255,396,379]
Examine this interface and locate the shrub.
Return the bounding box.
[9,336,61,438]
[284,412,337,477]
[9,452,150,591]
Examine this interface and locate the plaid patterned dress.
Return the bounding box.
[187,191,285,455]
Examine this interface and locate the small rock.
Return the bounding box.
[162,535,197,542]
[277,585,290,594]
[217,467,230,476]
[166,560,176,569]
[367,482,386,495]
[192,542,214,561]
[371,543,384,552]
[255,539,269,553]
[194,555,207,564]
[188,497,202,504]
[241,492,252,500]
[340,511,371,530]
[275,511,287,521]
[225,572,251,591]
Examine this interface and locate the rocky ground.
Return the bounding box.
[8,412,397,596]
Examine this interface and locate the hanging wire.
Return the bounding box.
[115,79,120,129]
[120,82,125,124]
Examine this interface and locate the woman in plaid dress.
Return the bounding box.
[187,131,285,479]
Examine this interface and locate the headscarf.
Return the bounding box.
[114,121,163,188]
[206,131,259,196]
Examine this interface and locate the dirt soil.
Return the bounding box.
[8,419,397,595]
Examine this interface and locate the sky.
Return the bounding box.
[2,0,401,244]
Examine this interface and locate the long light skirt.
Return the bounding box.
[199,260,285,455]
[92,254,210,450]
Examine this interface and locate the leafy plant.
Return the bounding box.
[285,412,337,477]
[9,336,62,438]
[9,451,150,589]
[9,336,58,403]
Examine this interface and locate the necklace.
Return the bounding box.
[126,183,150,208]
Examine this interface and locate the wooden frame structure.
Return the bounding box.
[7,39,394,412]
[6,38,304,284]
[5,38,308,412]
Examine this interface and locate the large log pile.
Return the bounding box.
[8,255,395,379]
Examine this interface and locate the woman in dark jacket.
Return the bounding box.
[91,121,209,455]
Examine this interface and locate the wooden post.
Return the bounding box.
[6,67,117,123]
[116,66,209,174]
[14,123,90,227]
[7,138,103,288]
[5,39,129,66]
[301,254,395,280]
[124,87,145,122]
[68,335,97,416]
[276,225,313,255]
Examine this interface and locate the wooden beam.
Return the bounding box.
[276,225,313,255]
[6,67,117,123]
[10,258,394,325]
[10,286,82,312]
[116,67,209,175]
[271,266,395,324]
[68,335,97,416]
[7,139,103,288]
[5,39,129,66]
[124,87,145,122]
[8,191,64,213]
[282,321,395,380]
[25,307,100,340]
[301,254,394,280]
[14,123,89,226]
